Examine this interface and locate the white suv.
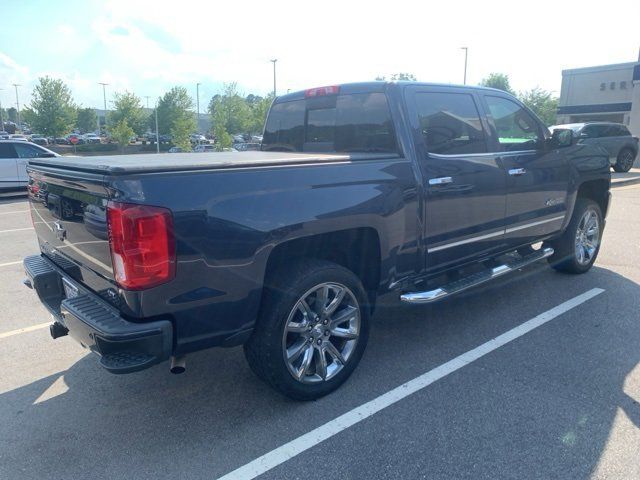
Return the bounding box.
[0,140,59,193]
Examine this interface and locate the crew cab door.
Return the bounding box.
[0,143,21,189]
[481,94,570,246]
[405,87,507,272]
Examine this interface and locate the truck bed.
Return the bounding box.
[28,151,397,175]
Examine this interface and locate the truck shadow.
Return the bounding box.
[1,265,638,479]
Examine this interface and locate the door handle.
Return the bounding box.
[508,168,526,176]
[428,176,453,186]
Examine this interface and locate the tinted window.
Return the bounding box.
[13,142,43,158]
[414,92,486,155]
[485,96,542,151]
[0,143,17,158]
[262,93,397,154]
[608,125,630,137]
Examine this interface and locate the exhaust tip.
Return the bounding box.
[49,322,68,339]
[170,355,186,374]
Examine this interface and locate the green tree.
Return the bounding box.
[518,87,558,126]
[248,94,274,134]
[110,119,134,152]
[375,73,417,81]
[479,73,514,94]
[76,107,98,133]
[25,76,77,137]
[171,115,193,151]
[109,92,146,135]
[208,83,252,135]
[155,86,196,136]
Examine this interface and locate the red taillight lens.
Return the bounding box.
[106,202,176,290]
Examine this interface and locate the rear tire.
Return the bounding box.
[244,259,370,401]
[547,198,603,274]
[613,148,636,173]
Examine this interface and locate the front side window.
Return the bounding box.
[0,143,17,158]
[485,96,542,151]
[414,92,487,155]
[262,92,397,154]
[13,142,43,158]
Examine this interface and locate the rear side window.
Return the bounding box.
[13,142,44,158]
[262,92,397,154]
[485,96,542,151]
[0,143,17,158]
[609,125,630,137]
[414,92,487,155]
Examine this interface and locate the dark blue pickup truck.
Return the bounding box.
[23,82,611,400]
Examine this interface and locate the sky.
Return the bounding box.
[1,0,639,112]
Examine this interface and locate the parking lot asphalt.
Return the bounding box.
[1,185,639,480]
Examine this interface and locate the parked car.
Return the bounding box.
[550,122,638,172]
[168,146,183,153]
[54,137,70,145]
[0,131,11,139]
[31,136,49,146]
[190,134,207,144]
[84,133,101,144]
[65,134,86,145]
[193,144,215,153]
[23,82,611,400]
[10,134,28,141]
[0,140,58,192]
[235,142,261,151]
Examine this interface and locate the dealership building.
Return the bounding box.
[557,59,640,136]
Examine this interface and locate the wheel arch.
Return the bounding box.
[576,178,610,217]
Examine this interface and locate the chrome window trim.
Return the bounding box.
[504,215,565,234]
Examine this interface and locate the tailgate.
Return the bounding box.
[28,165,116,292]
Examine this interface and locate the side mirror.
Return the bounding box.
[37,152,57,158]
[550,128,573,148]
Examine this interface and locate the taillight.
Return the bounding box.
[106,202,176,290]
[305,85,340,98]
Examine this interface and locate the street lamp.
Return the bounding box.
[12,84,21,131]
[270,59,277,97]
[98,82,108,133]
[154,100,160,154]
[460,47,468,85]
[196,82,201,133]
[0,88,4,131]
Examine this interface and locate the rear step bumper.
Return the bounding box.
[23,255,173,374]
[400,247,554,304]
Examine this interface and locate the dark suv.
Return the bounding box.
[551,122,638,172]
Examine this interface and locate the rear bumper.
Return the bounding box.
[23,254,173,374]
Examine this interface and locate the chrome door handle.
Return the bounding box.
[428,176,453,186]
[508,168,526,176]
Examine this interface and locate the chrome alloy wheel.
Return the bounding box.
[282,282,360,384]
[574,208,600,266]
[620,149,635,170]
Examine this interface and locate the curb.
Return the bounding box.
[611,176,640,188]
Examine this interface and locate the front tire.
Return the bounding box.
[547,198,603,274]
[244,259,370,401]
[613,148,636,173]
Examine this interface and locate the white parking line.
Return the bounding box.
[0,322,51,340]
[0,227,32,233]
[0,260,22,268]
[0,210,29,215]
[218,288,605,480]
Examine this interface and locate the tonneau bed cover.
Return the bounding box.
[28,151,397,175]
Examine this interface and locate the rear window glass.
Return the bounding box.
[262,92,397,154]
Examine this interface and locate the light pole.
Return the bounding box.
[154,100,160,154]
[0,88,4,131]
[270,59,277,97]
[98,82,108,132]
[196,82,201,133]
[461,47,468,85]
[12,84,21,131]
[144,95,150,109]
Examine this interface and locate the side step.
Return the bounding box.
[400,247,554,304]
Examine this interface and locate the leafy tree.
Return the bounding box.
[248,94,274,135]
[213,117,232,151]
[154,86,196,136]
[76,107,98,133]
[375,73,417,81]
[109,92,146,135]
[479,73,514,94]
[25,76,77,137]
[110,119,134,152]
[208,83,252,135]
[518,87,558,126]
[170,115,193,152]
[7,107,18,123]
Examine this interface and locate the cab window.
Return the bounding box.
[485,96,542,151]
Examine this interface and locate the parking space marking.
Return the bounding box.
[0,210,29,215]
[0,260,22,268]
[0,227,32,233]
[0,322,51,340]
[218,288,605,480]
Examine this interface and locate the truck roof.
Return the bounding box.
[28,151,396,175]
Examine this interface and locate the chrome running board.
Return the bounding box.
[400,247,554,304]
